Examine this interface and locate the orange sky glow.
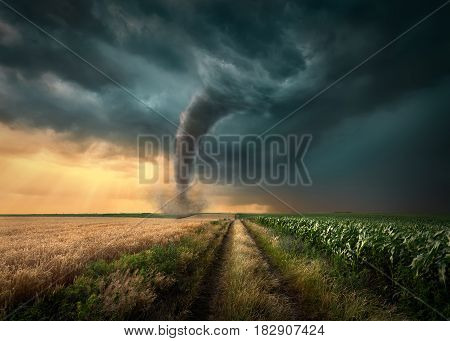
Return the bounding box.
[0,124,270,214]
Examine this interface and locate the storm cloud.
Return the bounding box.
[0,0,449,212]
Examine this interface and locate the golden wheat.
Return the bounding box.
[0,216,212,314]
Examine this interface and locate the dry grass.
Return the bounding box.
[0,216,212,315]
[211,220,294,320]
[99,269,157,318]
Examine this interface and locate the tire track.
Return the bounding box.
[209,220,297,320]
[188,220,233,320]
[241,219,307,320]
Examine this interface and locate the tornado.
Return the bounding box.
[171,55,261,213]
[174,88,229,213]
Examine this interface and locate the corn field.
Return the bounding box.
[253,215,449,317]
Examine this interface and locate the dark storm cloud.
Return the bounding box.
[0,0,449,212]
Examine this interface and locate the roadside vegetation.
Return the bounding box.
[250,215,449,320]
[244,220,398,320]
[6,221,229,320]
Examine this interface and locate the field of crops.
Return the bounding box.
[253,215,449,319]
[1,215,448,321]
[0,216,214,318]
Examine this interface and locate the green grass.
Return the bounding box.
[8,222,228,320]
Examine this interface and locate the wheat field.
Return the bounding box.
[0,216,212,315]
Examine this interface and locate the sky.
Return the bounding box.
[0,0,449,214]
